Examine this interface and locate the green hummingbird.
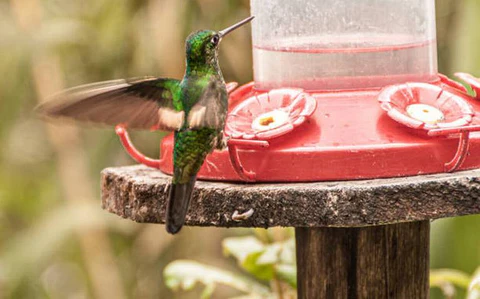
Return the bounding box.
[38,16,254,234]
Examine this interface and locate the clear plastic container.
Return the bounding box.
[250,0,438,91]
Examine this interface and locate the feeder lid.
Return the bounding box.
[225,88,316,140]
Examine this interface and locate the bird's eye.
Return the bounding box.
[211,35,220,45]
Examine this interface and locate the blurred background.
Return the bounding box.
[0,0,479,298]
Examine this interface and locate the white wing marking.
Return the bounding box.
[158,107,185,130]
[188,105,207,128]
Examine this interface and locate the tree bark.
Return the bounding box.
[295,221,430,299]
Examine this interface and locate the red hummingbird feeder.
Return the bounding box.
[117,0,480,182]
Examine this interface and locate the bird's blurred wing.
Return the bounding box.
[187,79,227,129]
[37,77,184,130]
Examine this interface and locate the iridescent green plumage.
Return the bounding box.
[165,29,230,233]
[173,128,218,184]
[37,16,254,234]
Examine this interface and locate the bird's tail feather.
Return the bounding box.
[166,175,197,234]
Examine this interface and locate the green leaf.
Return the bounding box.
[467,267,480,299]
[430,269,471,289]
[200,283,215,299]
[275,264,297,289]
[430,269,471,299]
[230,295,275,299]
[223,236,297,282]
[279,239,296,264]
[252,228,271,243]
[182,277,196,290]
[223,236,265,262]
[163,260,270,297]
[164,277,179,291]
[256,243,282,265]
[242,251,275,281]
[223,236,275,280]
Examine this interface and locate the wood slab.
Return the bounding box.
[101,165,480,228]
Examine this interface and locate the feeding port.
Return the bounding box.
[117,0,480,182]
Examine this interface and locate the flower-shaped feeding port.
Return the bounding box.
[378,82,480,172]
[225,88,317,181]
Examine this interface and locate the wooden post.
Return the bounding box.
[295,221,430,299]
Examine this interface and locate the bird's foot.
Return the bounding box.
[216,134,230,150]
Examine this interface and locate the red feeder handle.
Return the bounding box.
[115,124,162,169]
[227,138,269,182]
[428,125,480,172]
[116,123,271,181]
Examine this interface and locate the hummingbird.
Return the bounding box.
[37,16,254,234]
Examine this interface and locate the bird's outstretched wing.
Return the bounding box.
[37,77,184,130]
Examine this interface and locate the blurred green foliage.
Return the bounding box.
[0,0,479,298]
[165,229,296,298]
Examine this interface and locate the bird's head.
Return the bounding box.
[185,16,254,72]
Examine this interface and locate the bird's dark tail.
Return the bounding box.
[166,175,197,234]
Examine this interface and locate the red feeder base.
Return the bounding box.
[117,74,480,182]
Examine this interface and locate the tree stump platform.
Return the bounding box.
[101,165,480,298]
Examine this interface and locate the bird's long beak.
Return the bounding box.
[219,16,254,38]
